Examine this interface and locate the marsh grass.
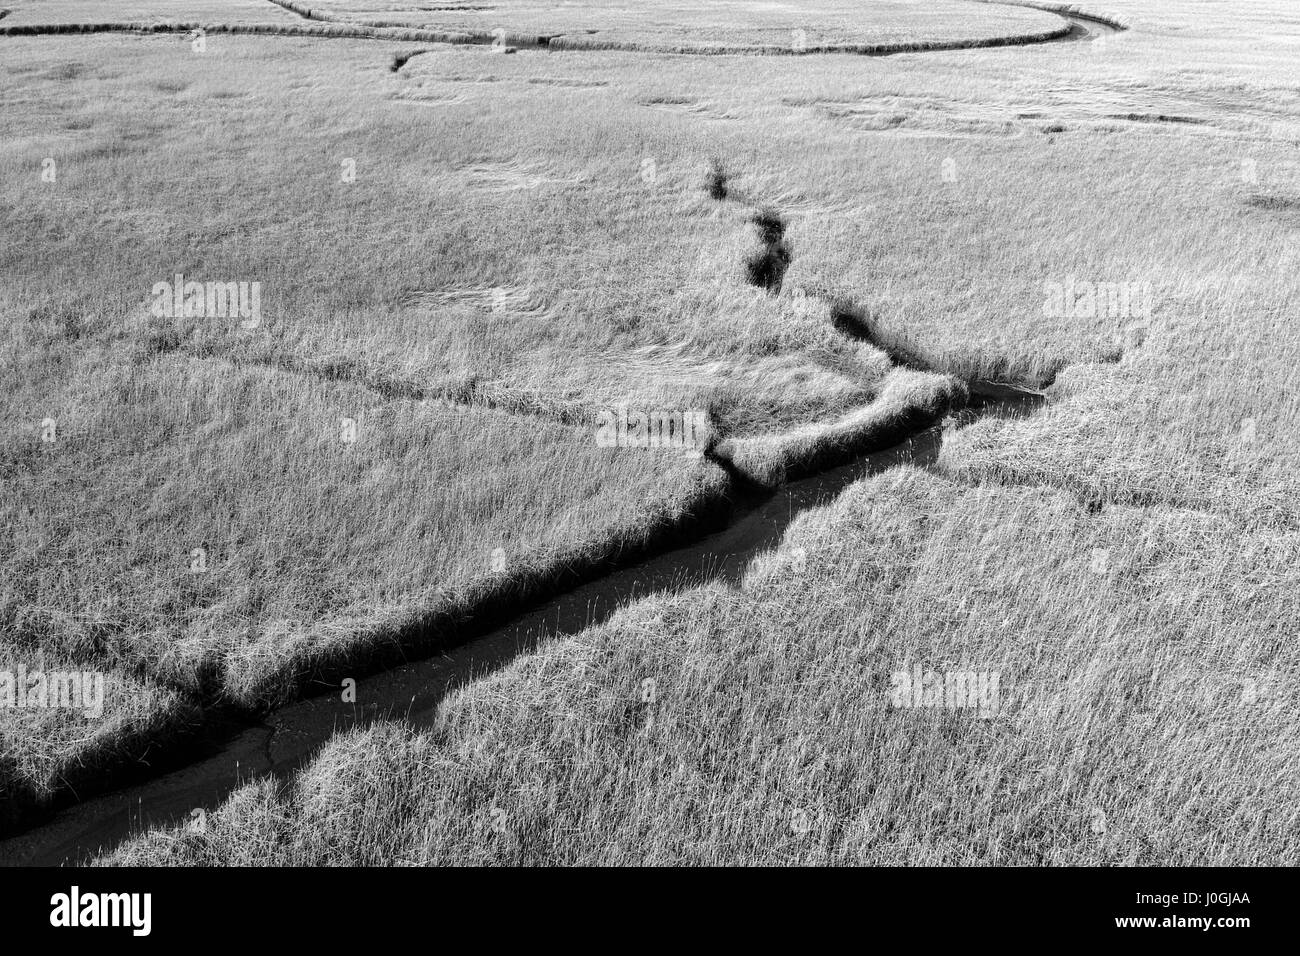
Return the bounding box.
[106,467,1300,865]
[264,0,1069,53]
[0,22,955,818]
[3,0,1299,862]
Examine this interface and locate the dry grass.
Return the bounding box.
[718,366,962,485]
[941,281,1300,526]
[267,0,1067,52]
[0,12,964,821]
[1,0,1298,863]
[1,344,725,697]
[106,467,1300,865]
[0,644,196,827]
[0,0,300,26]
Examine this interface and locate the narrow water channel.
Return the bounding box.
[0,382,1042,866]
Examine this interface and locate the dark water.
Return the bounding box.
[0,384,1042,866]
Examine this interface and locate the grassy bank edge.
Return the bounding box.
[1,366,971,839]
[1,689,203,838]
[716,369,964,486]
[0,7,1076,57]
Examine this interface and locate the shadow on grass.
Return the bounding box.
[0,384,1041,866]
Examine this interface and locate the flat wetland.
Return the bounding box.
[1,0,1297,865]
